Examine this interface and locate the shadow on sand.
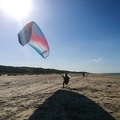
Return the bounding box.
[29,89,115,120]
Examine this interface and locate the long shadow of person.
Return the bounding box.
[29,90,115,120]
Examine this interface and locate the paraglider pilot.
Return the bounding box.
[61,73,70,88]
[83,72,85,78]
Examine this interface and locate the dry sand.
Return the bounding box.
[0,73,120,120]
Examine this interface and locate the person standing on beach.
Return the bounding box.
[83,72,85,78]
[61,73,70,88]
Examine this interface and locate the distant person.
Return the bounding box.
[61,73,70,88]
[83,72,85,78]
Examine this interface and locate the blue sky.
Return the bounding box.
[0,0,120,73]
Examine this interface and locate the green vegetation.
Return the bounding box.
[0,65,80,76]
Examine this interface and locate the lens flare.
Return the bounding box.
[0,0,32,20]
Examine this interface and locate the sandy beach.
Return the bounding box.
[0,73,120,120]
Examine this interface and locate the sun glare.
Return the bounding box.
[0,0,32,20]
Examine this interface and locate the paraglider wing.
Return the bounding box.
[18,21,50,58]
[18,22,32,46]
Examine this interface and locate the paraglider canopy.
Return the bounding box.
[18,21,50,58]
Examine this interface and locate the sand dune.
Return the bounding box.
[0,73,120,120]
